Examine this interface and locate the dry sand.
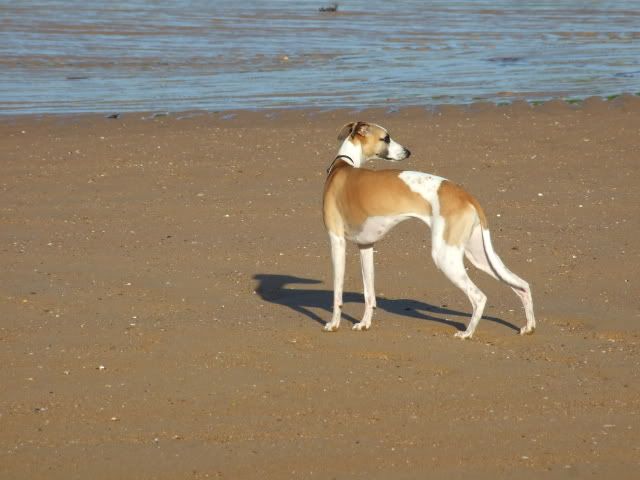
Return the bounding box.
[1,98,639,478]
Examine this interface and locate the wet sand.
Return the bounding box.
[1,98,639,478]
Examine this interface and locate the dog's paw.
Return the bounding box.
[323,323,339,332]
[454,331,473,340]
[352,322,370,331]
[519,325,535,335]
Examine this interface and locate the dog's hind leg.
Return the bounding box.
[353,244,376,331]
[464,224,536,335]
[512,286,535,335]
[463,224,499,280]
[324,232,346,332]
[433,241,487,339]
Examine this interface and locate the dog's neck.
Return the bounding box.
[336,139,364,168]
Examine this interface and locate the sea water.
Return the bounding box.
[1,0,639,114]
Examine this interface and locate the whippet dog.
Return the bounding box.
[322,121,535,339]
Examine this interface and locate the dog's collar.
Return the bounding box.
[326,155,355,174]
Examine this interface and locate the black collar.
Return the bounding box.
[326,155,355,174]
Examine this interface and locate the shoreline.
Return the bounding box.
[2,93,640,123]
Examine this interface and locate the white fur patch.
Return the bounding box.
[347,215,409,244]
[398,171,444,214]
[336,139,363,167]
[387,139,407,161]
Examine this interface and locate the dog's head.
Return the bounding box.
[337,121,411,163]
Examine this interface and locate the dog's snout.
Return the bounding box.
[404,148,411,158]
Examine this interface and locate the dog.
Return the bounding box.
[322,121,535,339]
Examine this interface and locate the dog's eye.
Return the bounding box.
[382,135,390,144]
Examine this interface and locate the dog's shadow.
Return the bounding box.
[253,273,519,333]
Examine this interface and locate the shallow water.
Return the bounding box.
[1,0,639,114]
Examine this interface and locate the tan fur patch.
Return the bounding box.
[355,124,387,158]
[438,180,488,246]
[323,166,431,235]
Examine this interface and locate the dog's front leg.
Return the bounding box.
[324,232,346,332]
[354,244,375,331]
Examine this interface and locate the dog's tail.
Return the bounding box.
[465,193,529,293]
[479,227,528,292]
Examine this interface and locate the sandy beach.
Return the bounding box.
[1,98,639,478]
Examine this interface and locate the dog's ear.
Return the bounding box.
[337,121,370,143]
[353,121,370,137]
[337,122,356,143]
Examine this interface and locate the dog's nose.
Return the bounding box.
[404,148,411,158]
